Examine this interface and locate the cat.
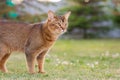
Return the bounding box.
[0,10,71,74]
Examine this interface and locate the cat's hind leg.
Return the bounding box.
[0,43,10,73]
[0,53,11,73]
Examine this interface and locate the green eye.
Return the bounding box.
[51,24,55,26]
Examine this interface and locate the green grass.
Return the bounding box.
[0,39,120,80]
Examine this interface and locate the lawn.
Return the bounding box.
[0,39,120,80]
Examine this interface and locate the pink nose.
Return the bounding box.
[61,29,64,32]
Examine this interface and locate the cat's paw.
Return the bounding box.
[38,71,46,74]
[0,67,8,73]
[29,71,36,74]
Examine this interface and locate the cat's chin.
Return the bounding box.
[55,32,64,35]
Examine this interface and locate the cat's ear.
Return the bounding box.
[48,10,55,20]
[63,11,71,20]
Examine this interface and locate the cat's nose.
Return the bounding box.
[61,29,64,32]
[60,27,64,32]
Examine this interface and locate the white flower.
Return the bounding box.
[87,63,95,68]
[94,61,99,65]
[61,61,69,65]
[112,53,119,58]
[105,51,110,56]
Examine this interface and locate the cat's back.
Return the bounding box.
[0,20,31,31]
[0,20,33,35]
[0,20,33,51]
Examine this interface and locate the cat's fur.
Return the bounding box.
[0,10,71,74]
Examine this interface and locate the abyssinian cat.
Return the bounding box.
[0,10,71,74]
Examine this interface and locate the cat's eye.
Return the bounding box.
[51,24,56,26]
[56,26,60,29]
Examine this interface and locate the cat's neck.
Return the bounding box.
[42,23,59,42]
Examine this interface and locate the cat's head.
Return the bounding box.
[46,10,71,35]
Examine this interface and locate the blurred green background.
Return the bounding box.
[0,0,120,39]
[0,1,120,80]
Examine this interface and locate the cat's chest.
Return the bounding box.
[42,41,54,49]
[36,42,54,54]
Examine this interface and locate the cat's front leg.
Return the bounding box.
[25,51,36,74]
[37,50,48,74]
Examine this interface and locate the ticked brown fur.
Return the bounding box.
[0,10,71,74]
